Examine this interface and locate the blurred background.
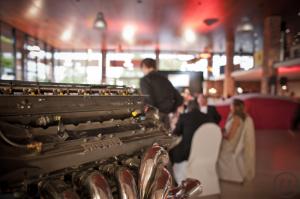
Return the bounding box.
[0,0,299,98]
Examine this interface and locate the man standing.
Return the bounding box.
[197,94,221,124]
[139,58,183,127]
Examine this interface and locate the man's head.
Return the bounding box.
[197,94,208,107]
[140,58,157,75]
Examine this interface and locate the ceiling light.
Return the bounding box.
[26,0,43,18]
[237,23,254,32]
[281,85,287,90]
[208,88,217,95]
[61,28,73,41]
[237,87,243,94]
[199,53,211,59]
[184,28,196,43]
[236,17,254,32]
[285,29,290,34]
[122,25,136,44]
[94,12,107,30]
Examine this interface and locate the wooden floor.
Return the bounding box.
[194,130,300,199]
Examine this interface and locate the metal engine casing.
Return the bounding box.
[0,80,201,199]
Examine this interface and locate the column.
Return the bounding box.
[206,33,213,78]
[207,56,213,78]
[50,47,55,82]
[21,47,25,81]
[223,25,235,98]
[101,49,107,83]
[12,28,17,80]
[101,31,107,84]
[261,16,281,94]
[155,48,160,70]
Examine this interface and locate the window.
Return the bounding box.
[15,30,25,80]
[212,54,226,77]
[212,54,254,78]
[159,53,194,71]
[25,37,52,82]
[54,51,102,84]
[0,23,15,80]
[233,55,254,70]
[106,52,152,87]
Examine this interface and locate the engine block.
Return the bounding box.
[0,80,201,199]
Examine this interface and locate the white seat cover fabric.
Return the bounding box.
[173,161,188,185]
[173,123,222,197]
[218,116,256,182]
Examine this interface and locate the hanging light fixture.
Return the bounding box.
[94,12,107,30]
[203,18,219,26]
[236,17,254,32]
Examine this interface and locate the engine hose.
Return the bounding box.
[0,130,42,152]
[0,130,27,148]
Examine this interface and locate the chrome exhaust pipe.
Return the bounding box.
[116,167,138,199]
[74,171,113,199]
[149,165,172,199]
[168,178,202,199]
[139,144,169,199]
[39,180,80,199]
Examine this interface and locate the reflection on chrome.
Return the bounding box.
[75,171,113,199]
[149,165,172,199]
[39,180,80,199]
[168,178,202,199]
[116,167,138,199]
[139,144,169,199]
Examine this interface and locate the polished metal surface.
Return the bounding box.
[168,178,202,199]
[0,81,200,199]
[149,165,172,199]
[76,171,113,199]
[116,167,138,199]
[139,144,170,199]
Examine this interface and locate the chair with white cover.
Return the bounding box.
[218,116,256,183]
[173,123,222,197]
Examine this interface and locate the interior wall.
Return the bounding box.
[277,80,300,98]
[236,81,261,93]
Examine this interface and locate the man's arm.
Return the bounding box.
[173,87,184,109]
[211,106,221,124]
[173,115,184,136]
[140,78,155,106]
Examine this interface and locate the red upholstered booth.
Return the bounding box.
[215,94,298,130]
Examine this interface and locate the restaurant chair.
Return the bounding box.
[173,123,222,197]
[218,116,256,183]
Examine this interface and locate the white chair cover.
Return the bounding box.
[173,161,188,185]
[218,116,256,182]
[173,123,222,197]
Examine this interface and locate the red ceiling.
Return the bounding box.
[0,0,299,51]
[182,0,224,32]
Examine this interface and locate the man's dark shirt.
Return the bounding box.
[206,105,221,124]
[169,109,209,163]
[140,71,183,113]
